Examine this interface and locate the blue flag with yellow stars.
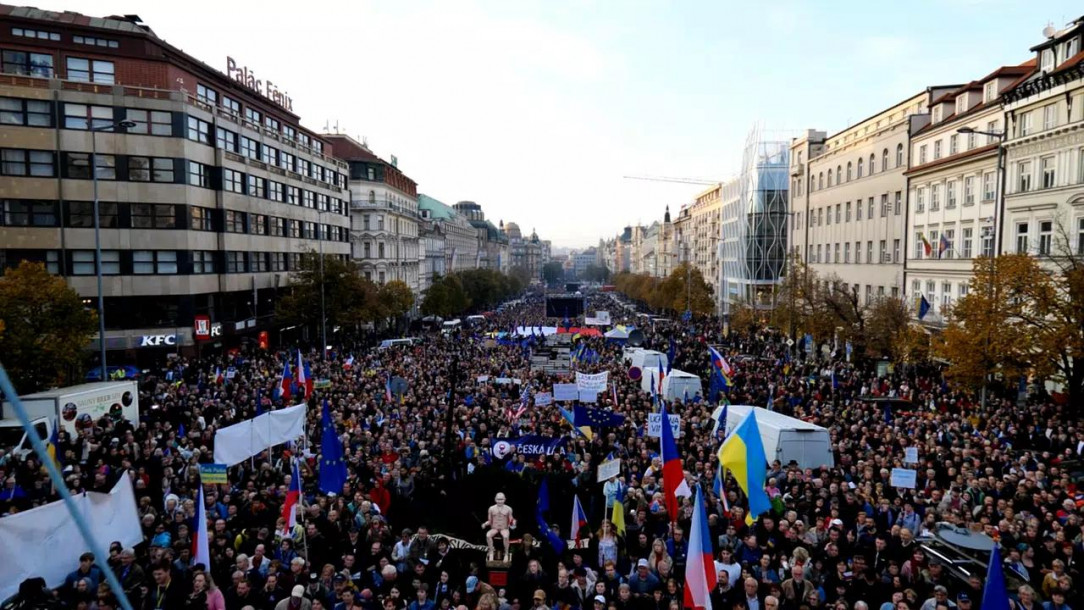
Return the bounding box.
[318,400,347,494]
[573,405,626,428]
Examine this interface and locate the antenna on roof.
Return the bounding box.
[334,121,340,134]
[323,120,329,132]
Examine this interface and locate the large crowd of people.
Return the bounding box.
[1,291,1081,610]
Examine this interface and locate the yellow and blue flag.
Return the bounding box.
[559,405,593,440]
[46,417,61,467]
[717,409,771,524]
[611,483,626,536]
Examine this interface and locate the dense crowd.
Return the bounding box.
[1,292,1082,610]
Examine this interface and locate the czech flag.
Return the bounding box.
[717,409,772,524]
[275,359,292,402]
[343,355,354,370]
[683,484,716,610]
[214,367,224,385]
[191,484,211,568]
[660,402,692,519]
[294,350,312,400]
[280,459,301,535]
[571,494,589,542]
[708,345,733,379]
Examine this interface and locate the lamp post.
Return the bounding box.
[956,126,1006,411]
[317,209,327,360]
[90,119,136,381]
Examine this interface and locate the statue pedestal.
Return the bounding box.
[487,567,509,587]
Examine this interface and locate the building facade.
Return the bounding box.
[674,183,726,311]
[417,218,445,293]
[1001,20,1084,272]
[720,128,790,314]
[0,5,350,357]
[418,194,478,273]
[323,135,420,293]
[796,90,951,304]
[453,201,508,271]
[905,63,1034,324]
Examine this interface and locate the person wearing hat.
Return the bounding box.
[920,585,956,610]
[275,586,312,610]
[529,591,548,610]
[592,595,606,610]
[627,559,660,598]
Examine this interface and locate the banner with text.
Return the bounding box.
[553,383,579,401]
[576,371,610,392]
[647,413,682,438]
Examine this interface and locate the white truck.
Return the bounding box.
[0,381,140,458]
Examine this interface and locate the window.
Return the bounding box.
[955,96,967,116]
[1078,218,1084,256]
[282,125,297,141]
[131,204,176,229]
[251,214,268,236]
[1018,161,1032,192]
[949,135,958,155]
[846,162,852,181]
[190,206,214,231]
[967,131,976,150]
[867,197,874,219]
[261,145,279,166]
[71,35,120,49]
[929,185,940,211]
[1,149,54,177]
[0,97,51,126]
[268,181,284,202]
[1019,111,1033,136]
[1039,220,1053,255]
[865,285,872,305]
[223,168,244,193]
[926,281,936,308]
[833,243,840,263]
[934,141,942,160]
[225,251,246,273]
[962,228,973,258]
[895,191,902,215]
[287,186,300,205]
[984,81,997,102]
[981,226,995,257]
[946,181,957,209]
[66,201,117,228]
[942,282,952,307]
[12,27,59,41]
[127,157,174,182]
[1041,156,1056,189]
[845,202,851,222]
[241,137,259,160]
[280,151,295,172]
[844,242,851,263]
[2,199,57,226]
[187,116,211,144]
[1042,105,1056,131]
[870,154,876,174]
[2,50,54,77]
[71,250,118,275]
[963,176,975,205]
[882,148,889,171]
[192,251,216,274]
[933,106,943,123]
[221,96,240,117]
[216,127,238,152]
[943,229,955,259]
[879,240,887,263]
[244,107,261,128]
[64,152,114,180]
[196,84,218,107]
[855,201,862,221]
[958,283,968,298]
[224,210,246,233]
[63,103,111,130]
[866,241,873,264]
[986,121,1000,143]
[1041,49,1055,73]
[133,250,178,274]
[835,204,841,224]
[270,252,287,272]
[188,161,209,187]
[247,175,266,198]
[288,220,300,238]
[858,159,865,178]
[66,57,114,83]
[912,280,921,297]
[379,271,386,284]
[893,239,900,263]
[1016,222,1029,253]
[854,241,861,263]
[379,243,386,258]
[297,158,311,177]
[818,173,823,190]
[896,144,904,167]
[126,109,172,136]
[919,145,927,165]
[983,172,996,201]
[828,169,833,187]
[303,190,314,208]
[881,194,889,217]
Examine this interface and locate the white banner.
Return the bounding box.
[597,458,621,482]
[585,311,612,326]
[576,371,609,392]
[213,403,307,466]
[890,468,917,489]
[647,413,682,438]
[578,390,599,403]
[553,384,579,401]
[0,474,142,600]
[534,392,553,407]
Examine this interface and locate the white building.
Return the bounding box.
[905,62,1035,324]
[325,135,420,293]
[1001,20,1084,266]
[418,194,479,272]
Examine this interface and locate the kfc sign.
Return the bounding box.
[139,334,177,347]
[194,315,211,341]
[211,322,223,338]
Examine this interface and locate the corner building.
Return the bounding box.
[0,6,351,358]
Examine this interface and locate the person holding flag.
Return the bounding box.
[192,481,211,570]
[570,495,589,545]
[275,358,292,402]
[660,402,692,521]
[683,485,716,610]
[280,459,302,539]
[717,409,771,524]
[318,400,347,494]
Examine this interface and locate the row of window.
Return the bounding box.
[794,192,903,231]
[221,168,344,214]
[0,249,349,276]
[804,240,901,265]
[811,144,905,191]
[911,279,970,313]
[917,121,1001,165]
[912,227,994,260]
[1012,150,1084,194]
[211,123,344,188]
[914,173,996,213]
[194,83,322,154]
[1011,219,1084,257]
[0,199,349,242]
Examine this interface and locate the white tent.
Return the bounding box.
[604,327,630,340]
[662,369,702,401]
[640,366,662,394]
[711,405,835,470]
[630,349,667,370]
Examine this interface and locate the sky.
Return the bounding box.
[72,0,1084,248]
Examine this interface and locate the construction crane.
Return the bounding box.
[623,174,721,186]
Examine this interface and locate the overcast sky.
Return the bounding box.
[74,0,1083,248]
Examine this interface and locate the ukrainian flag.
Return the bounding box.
[717,410,771,524]
[559,405,593,440]
[611,483,627,536]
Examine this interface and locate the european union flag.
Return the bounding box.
[573,405,625,428]
[917,294,931,320]
[318,400,347,494]
[536,478,566,554]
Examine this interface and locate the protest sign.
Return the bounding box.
[890,468,917,489]
[647,413,682,438]
[597,458,621,482]
[575,371,609,392]
[553,384,578,401]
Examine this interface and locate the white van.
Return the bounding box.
[441,319,462,334]
[465,315,486,327]
[0,417,52,461]
[378,338,418,349]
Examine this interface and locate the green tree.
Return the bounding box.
[509,266,532,287]
[542,261,564,286]
[421,273,470,317]
[864,296,912,362]
[275,253,381,332]
[655,263,714,315]
[0,261,97,393]
[378,280,415,319]
[583,264,611,283]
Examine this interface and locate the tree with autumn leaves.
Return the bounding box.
[938,238,1084,404]
[612,262,715,316]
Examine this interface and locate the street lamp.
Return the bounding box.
[90,119,136,381]
[957,126,1006,411]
